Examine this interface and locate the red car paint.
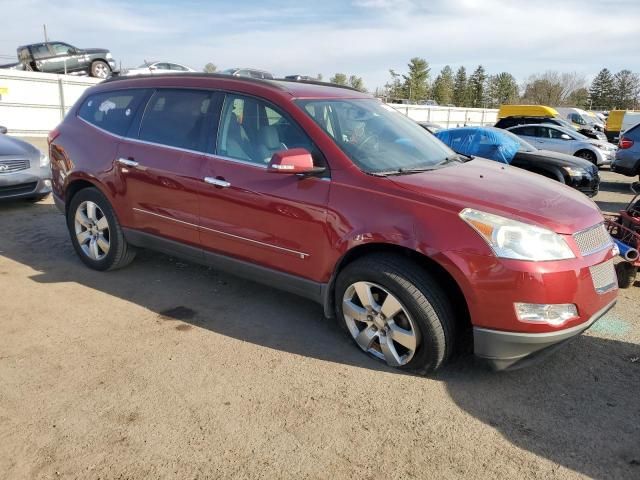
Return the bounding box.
[49,75,617,346]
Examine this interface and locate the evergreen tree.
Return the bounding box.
[402,57,430,102]
[589,68,615,109]
[452,66,468,107]
[468,65,487,108]
[348,75,367,92]
[612,69,640,109]
[330,73,348,86]
[432,65,454,105]
[384,69,404,100]
[487,72,519,108]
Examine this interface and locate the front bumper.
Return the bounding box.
[108,60,120,74]
[474,300,616,370]
[0,171,51,200]
[611,157,640,177]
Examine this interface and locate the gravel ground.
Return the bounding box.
[0,154,638,479]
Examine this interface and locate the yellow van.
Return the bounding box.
[497,105,558,119]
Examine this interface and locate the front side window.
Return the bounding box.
[549,127,568,139]
[49,43,72,56]
[217,94,319,166]
[297,99,455,174]
[78,89,149,136]
[138,89,213,151]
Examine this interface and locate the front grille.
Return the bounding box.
[589,260,617,294]
[0,159,30,174]
[574,223,612,256]
[0,181,38,198]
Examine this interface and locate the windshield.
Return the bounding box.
[296,99,456,174]
[498,128,537,152]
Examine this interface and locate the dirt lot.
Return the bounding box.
[1,159,639,479]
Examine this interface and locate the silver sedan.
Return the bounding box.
[507,123,617,167]
[0,129,51,202]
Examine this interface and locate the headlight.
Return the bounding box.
[562,166,589,177]
[106,52,113,60]
[39,152,50,167]
[459,208,575,261]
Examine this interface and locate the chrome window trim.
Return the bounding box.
[78,116,332,175]
[132,207,310,259]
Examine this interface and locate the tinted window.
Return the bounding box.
[155,63,170,70]
[49,43,72,56]
[139,89,213,151]
[78,89,149,136]
[549,127,568,139]
[512,126,538,137]
[170,64,188,71]
[217,94,320,166]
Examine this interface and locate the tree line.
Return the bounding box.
[202,59,639,110]
[376,58,640,110]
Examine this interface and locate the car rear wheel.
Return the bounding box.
[335,254,455,374]
[67,187,136,271]
[91,60,111,79]
[575,149,597,166]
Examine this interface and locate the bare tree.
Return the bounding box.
[521,71,586,106]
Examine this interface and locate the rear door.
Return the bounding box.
[115,88,217,248]
[196,92,331,280]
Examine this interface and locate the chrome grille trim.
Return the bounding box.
[0,158,30,174]
[573,223,612,257]
[589,260,617,294]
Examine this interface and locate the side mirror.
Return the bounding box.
[148,65,157,71]
[0,126,7,134]
[267,148,325,175]
[560,134,572,140]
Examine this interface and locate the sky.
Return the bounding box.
[1,0,639,90]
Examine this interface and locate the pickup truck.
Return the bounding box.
[0,42,119,79]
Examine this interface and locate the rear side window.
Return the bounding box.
[626,125,640,141]
[78,89,149,136]
[138,89,214,151]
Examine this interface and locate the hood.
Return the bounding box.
[81,48,110,54]
[0,134,39,157]
[518,149,595,170]
[388,158,603,234]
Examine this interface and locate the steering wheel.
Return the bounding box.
[356,132,379,151]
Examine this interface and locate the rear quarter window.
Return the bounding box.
[77,89,149,136]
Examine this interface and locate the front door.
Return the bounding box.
[197,93,331,281]
[116,88,216,248]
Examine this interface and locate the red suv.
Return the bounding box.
[49,74,618,372]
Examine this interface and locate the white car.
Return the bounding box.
[123,62,196,76]
[507,123,617,167]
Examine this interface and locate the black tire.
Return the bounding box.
[90,60,111,79]
[615,262,638,289]
[67,187,136,271]
[24,193,50,203]
[335,254,455,374]
[574,149,597,166]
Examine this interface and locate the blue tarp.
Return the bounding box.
[435,127,519,164]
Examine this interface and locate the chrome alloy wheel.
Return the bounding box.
[342,281,420,366]
[74,201,110,261]
[93,63,109,78]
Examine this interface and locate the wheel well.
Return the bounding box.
[574,149,595,159]
[64,179,96,211]
[325,243,472,347]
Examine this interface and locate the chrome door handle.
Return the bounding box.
[204,177,231,188]
[117,157,139,167]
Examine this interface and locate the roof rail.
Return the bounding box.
[103,72,363,93]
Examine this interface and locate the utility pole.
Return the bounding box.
[43,24,48,42]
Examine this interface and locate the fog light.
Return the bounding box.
[44,179,52,187]
[514,303,578,326]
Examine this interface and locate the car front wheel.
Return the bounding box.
[335,254,455,374]
[90,60,111,79]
